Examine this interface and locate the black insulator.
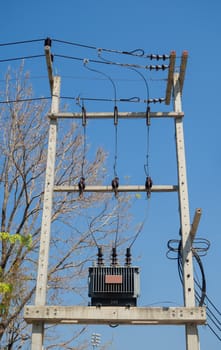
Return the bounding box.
[163,54,169,60]
[82,106,87,126]
[114,105,118,125]
[44,37,52,47]
[51,54,54,62]
[125,247,132,266]
[145,176,153,198]
[111,247,118,266]
[97,247,104,266]
[146,106,151,126]
[161,64,168,70]
[112,177,119,198]
[78,177,85,197]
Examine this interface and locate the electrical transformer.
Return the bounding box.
[88,248,140,306]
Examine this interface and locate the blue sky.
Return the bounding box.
[1,0,221,349]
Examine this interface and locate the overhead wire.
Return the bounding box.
[80,56,121,250]
[144,119,151,176]
[114,202,120,249]
[0,38,44,46]
[81,106,87,178]
[195,289,221,342]
[83,59,117,104]
[54,38,145,57]
[54,53,169,71]
[0,97,51,104]
[0,37,170,61]
[129,198,150,249]
[127,69,152,178]
[0,95,166,105]
[52,38,170,60]
[86,53,120,181]
[0,54,45,63]
[113,118,118,178]
[88,205,108,249]
[82,53,153,248]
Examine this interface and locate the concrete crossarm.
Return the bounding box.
[53,185,178,193]
[24,306,206,326]
[48,111,184,120]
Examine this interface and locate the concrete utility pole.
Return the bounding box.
[173,72,200,349]
[31,75,60,349]
[25,44,206,350]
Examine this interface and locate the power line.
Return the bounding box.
[0,97,51,104]
[0,38,44,46]
[0,54,44,63]
[53,38,170,60]
[54,53,169,71]
[0,95,165,105]
[0,37,170,61]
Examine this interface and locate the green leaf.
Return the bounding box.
[0,282,13,294]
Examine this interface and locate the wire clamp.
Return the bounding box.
[145,176,153,198]
[78,177,86,198]
[112,177,119,198]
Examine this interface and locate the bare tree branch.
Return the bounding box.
[0,66,132,349]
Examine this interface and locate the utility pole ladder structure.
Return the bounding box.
[24,44,206,350]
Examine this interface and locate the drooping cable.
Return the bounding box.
[166,236,221,342]
[114,203,120,249]
[113,121,118,178]
[77,100,87,198]
[129,199,150,249]
[90,53,120,195]
[192,250,206,306]
[125,69,152,196]
[144,121,150,177]
[81,103,87,178]
[83,58,117,104]
[167,237,208,306]
[88,205,108,249]
[83,59,119,182]
[195,289,221,341]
